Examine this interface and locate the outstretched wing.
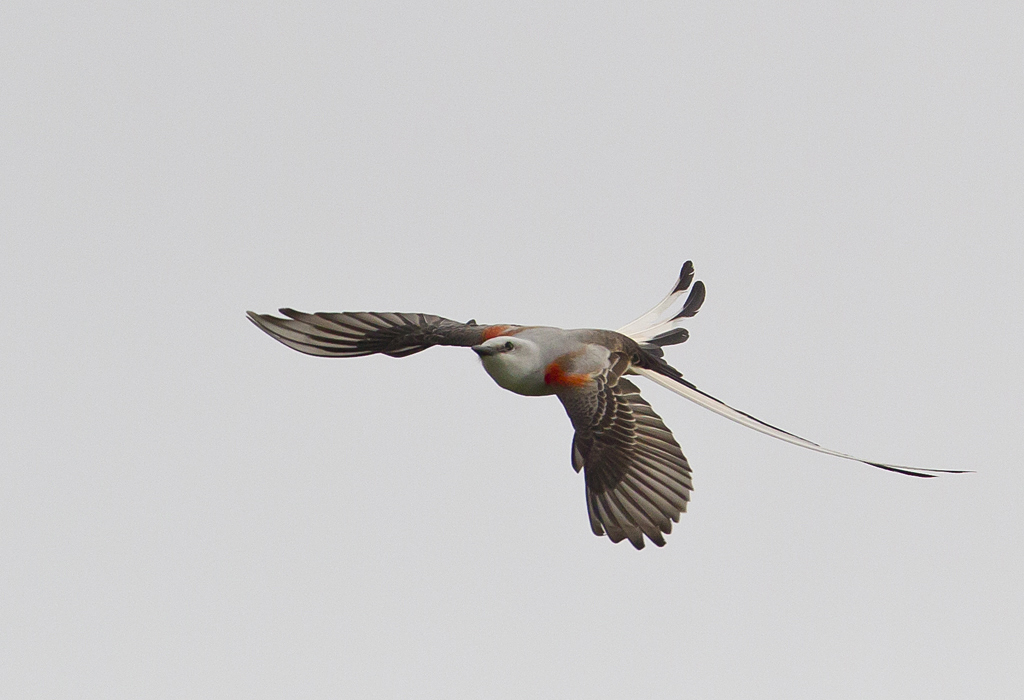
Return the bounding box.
[558,358,693,550]
[247,309,503,358]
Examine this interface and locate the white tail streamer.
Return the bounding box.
[632,367,967,478]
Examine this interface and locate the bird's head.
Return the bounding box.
[471,336,548,395]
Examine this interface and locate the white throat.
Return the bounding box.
[478,338,553,396]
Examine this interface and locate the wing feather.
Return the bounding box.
[247,309,500,358]
[558,359,693,549]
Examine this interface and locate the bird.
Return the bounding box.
[247,261,965,550]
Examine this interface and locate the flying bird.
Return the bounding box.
[247,261,963,549]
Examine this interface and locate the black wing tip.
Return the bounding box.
[247,309,297,324]
[617,531,669,550]
[247,310,276,327]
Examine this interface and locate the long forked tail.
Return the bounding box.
[618,261,706,349]
[632,367,969,478]
[622,263,966,477]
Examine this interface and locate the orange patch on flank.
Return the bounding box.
[481,325,514,340]
[544,362,592,387]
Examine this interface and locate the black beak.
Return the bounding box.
[472,345,498,357]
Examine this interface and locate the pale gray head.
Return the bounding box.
[471,336,549,396]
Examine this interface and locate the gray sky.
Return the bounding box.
[2,3,1021,698]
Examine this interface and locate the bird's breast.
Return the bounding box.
[480,356,555,396]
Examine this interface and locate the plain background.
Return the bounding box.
[2,3,1021,698]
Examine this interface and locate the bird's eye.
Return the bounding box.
[504,341,514,351]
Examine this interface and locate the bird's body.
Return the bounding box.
[475,327,629,396]
[248,261,964,549]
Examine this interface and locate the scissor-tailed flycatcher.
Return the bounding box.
[248,261,964,549]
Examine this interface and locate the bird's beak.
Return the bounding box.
[472,345,498,357]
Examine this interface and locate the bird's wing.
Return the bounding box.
[557,355,693,550]
[247,309,509,358]
[632,367,969,478]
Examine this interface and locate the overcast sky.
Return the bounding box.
[2,3,1022,698]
